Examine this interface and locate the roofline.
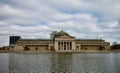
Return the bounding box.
[20,38,103,40]
[20,39,52,41]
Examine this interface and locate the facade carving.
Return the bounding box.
[11,30,110,52]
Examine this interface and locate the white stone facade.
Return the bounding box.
[12,30,110,52]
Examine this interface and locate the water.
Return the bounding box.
[0,53,120,73]
[0,53,9,73]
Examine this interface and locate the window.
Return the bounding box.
[58,42,60,50]
[76,46,79,50]
[35,47,38,50]
[24,46,30,51]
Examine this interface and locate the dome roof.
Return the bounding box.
[57,30,69,36]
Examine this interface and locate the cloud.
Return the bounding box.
[0,0,120,46]
[0,21,9,27]
[106,20,119,28]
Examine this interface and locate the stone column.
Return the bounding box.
[62,42,64,50]
[70,42,72,50]
[66,41,68,50]
[66,42,67,50]
[59,41,61,50]
[58,42,60,50]
[72,41,75,51]
[79,44,81,50]
[55,41,58,51]
[69,41,70,50]
[61,42,62,50]
[60,42,61,50]
[63,41,65,50]
[68,42,70,50]
[65,42,66,50]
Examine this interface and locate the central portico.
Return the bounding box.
[52,30,75,52]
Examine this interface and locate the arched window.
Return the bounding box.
[24,46,30,51]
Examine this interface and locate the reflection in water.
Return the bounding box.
[72,53,120,73]
[50,53,72,72]
[72,53,110,73]
[9,54,52,73]
[0,53,120,73]
[0,53,9,73]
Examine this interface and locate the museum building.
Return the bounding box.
[10,30,110,52]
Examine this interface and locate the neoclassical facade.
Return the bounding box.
[11,30,110,52]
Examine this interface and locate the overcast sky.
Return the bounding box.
[0,0,120,46]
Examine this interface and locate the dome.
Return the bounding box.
[57,30,69,36]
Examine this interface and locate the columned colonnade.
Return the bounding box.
[58,41,72,50]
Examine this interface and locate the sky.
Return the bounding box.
[0,0,120,47]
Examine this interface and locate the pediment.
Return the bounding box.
[55,35,75,39]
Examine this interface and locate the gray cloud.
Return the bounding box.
[0,0,120,46]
